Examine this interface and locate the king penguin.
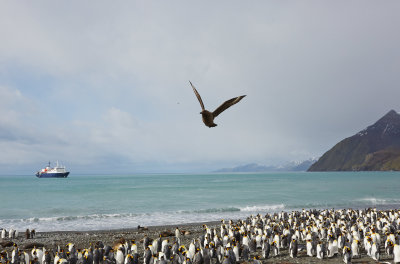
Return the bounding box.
[11,244,19,264]
[130,240,137,255]
[393,244,400,263]
[232,243,240,262]
[67,251,77,264]
[252,255,261,264]
[143,235,150,250]
[9,229,15,239]
[92,247,100,264]
[192,248,202,264]
[261,241,270,259]
[53,252,60,264]
[143,247,152,264]
[271,241,279,256]
[242,234,249,247]
[351,240,360,258]
[342,246,351,264]
[248,238,256,253]
[22,251,30,264]
[327,239,338,257]
[289,239,298,258]
[306,239,314,257]
[124,254,134,264]
[241,245,250,261]
[385,239,394,257]
[371,242,380,261]
[32,248,43,264]
[115,247,124,264]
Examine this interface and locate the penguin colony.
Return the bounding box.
[1,208,400,264]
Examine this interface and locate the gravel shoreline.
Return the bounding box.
[1,215,395,264]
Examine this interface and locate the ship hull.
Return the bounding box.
[36,172,69,178]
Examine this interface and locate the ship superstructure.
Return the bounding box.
[35,161,70,178]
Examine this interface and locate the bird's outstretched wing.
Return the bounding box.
[189,81,205,111]
[212,95,246,117]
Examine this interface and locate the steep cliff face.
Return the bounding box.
[308,110,400,171]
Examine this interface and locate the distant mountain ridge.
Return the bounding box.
[308,110,400,171]
[214,159,316,173]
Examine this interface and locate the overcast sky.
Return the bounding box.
[1,1,399,174]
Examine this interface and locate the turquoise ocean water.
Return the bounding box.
[1,172,399,232]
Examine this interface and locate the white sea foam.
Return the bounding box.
[0,204,287,232]
[239,204,285,212]
[357,197,388,204]
[1,198,400,232]
[355,197,400,205]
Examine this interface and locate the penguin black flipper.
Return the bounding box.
[212,95,246,118]
[189,81,205,111]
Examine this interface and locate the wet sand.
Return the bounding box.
[0,220,390,264]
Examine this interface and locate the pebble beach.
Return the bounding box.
[2,208,400,264]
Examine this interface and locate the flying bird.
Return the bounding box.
[189,81,246,128]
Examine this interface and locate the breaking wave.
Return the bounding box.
[0,204,286,232]
[240,204,285,212]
